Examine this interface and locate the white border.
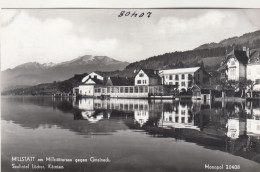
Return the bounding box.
[1,0,260,9]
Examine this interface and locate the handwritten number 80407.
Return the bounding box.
[118,11,152,18]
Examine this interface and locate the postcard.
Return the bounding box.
[1,1,260,172]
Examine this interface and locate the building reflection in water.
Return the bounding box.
[73,98,260,138]
[72,98,260,155]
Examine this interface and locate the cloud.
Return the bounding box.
[1,9,260,70]
[1,11,119,70]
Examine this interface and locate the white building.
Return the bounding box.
[224,49,248,81]
[219,47,260,87]
[246,48,260,91]
[78,72,104,96]
[159,67,210,92]
[135,69,161,86]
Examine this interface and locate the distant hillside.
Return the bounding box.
[2,70,119,95]
[195,30,260,50]
[119,29,260,77]
[1,55,129,90]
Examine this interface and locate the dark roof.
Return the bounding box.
[226,49,248,64]
[140,69,160,79]
[249,48,260,63]
[108,77,135,86]
[83,78,103,85]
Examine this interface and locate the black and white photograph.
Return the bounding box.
[1,1,260,171]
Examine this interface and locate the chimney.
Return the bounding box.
[243,46,247,51]
[246,48,250,58]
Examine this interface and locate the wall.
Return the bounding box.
[247,63,260,91]
[79,85,94,96]
[159,70,194,91]
[227,58,240,81]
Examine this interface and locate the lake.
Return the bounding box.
[1,96,260,172]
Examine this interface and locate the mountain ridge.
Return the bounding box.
[1,55,129,89]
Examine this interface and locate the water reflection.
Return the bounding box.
[1,96,260,164]
[70,98,260,162]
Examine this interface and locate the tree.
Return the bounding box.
[246,80,256,98]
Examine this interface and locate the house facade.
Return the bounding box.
[247,48,260,91]
[134,69,161,86]
[159,67,210,92]
[224,49,248,81]
[78,72,104,96]
[219,47,260,92]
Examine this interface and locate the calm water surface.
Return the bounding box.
[1,96,260,172]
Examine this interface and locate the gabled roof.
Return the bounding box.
[226,49,248,64]
[82,78,103,85]
[108,77,135,86]
[137,69,161,79]
[160,67,200,74]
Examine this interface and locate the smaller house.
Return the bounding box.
[79,72,104,97]
[192,84,221,101]
[219,48,248,82]
[135,69,161,86]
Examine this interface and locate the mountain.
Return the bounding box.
[3,29,260,93]
[1,55,129,90]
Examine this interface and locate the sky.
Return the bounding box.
[1,9,260,70]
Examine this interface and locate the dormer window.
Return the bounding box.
[139,73,144,77]
[231,60,235,66]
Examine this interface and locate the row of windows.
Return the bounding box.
[164,116,191,123]
[137,80,147,84]
[165,74,193,80]
[95,103,149,111]
[95,86,149,93]
[166,81,192,87]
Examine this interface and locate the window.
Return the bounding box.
[166,75,168,79]
[181,82,185,86]
[181,110,185,115]
[188,74,192,80]
[144,86,148,93]
[139,73,144,77]
[137,80,142,84]
[134,87,138,93]
[175,82,178,85]
[120,87,124,93]
[139,87,144,93]
[130,87,133,93]
[256,79,260,84]
[231,60,235,65]
[169,75,173,80]
[175,75,179,80]
[143,80,146,84]
[125,87,128,93]
[182,74,185,79]
[169,82,173,85]
[188,81,192,87]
